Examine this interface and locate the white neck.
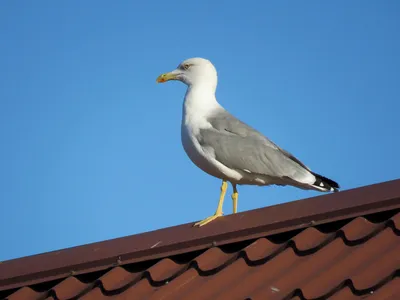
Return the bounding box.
[183,83,221,121]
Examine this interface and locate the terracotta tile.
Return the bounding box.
[147,258,184,283]
[209,248,300,300]
[148,268,199,300]
[291,227,328,251]
[7,287,45,300]
[352,243,400,290]
[118,278,157,300]
[99,267,139,292]
[301,227,397,299]
[391,212,400,230]
[244,237,281,261]
[244,282,292,300]
[253,238,350,300]
[368,277,400,300]
[340,216,382,241]
[195,246,235,272]
[328,287,360,300]
[50,276,90,299]
[79,287,107,300]
[167,258,249,300]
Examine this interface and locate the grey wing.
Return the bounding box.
[200,110,312,180]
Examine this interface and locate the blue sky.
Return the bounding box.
[1,1,399,261]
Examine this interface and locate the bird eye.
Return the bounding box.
[182,64,190,70]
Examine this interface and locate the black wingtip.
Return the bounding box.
[312,172,340,192]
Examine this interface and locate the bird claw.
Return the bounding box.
[193,212,223,227]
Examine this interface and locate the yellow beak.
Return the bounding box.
[156,72,178,83]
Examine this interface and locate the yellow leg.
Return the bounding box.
[194,180,228,227]
[231,184,238,214]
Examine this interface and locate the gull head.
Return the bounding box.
[156,57,218,89]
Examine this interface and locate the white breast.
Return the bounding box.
[181,116,224,179]
[179,83,244,182]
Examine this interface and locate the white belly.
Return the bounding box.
[180,119,246,183]
[181,122,225,179]
[180,91,244,183]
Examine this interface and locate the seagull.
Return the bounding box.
[156,57,339,227]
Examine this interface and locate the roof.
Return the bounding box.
[1,179,400,300]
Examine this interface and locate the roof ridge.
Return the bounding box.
[18,212,398,300]
[85,214,398,299]
[1,179,400,293]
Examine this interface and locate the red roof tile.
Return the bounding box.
[1,179,399,299]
